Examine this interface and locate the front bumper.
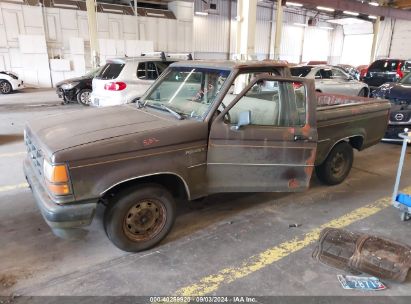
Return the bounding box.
[56,87,77,101]
[382,125,410,142]
[11,79,24,91]
[23,157,97,239]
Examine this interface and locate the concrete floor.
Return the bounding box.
[1,89,411,300]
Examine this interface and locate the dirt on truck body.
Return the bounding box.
[23,60,391,252]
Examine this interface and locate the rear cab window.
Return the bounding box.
[96,63,125,80]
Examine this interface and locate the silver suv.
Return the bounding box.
[90,53,191,107]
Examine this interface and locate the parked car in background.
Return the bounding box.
[56,66,102,106]
[357,65,369,81]
[90,52,192,107]
[403,60,411,73]
[337,64,360,80]
[372,72,411,142]
[0,71,24,94]
[363,59,406,90]
[290,65,369,96]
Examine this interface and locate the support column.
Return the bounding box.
[134,0,140,40]
[235,0,257,60]
[370,16,381,63]
[86,0,100,68]
[273,0,283,60]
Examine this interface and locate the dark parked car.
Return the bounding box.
[373,72,411,142]
[363,59,405,90]
[56,67,102,106]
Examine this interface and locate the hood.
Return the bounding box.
[384,83,411,100]
[26,105,181,158]
[55,76,90,87]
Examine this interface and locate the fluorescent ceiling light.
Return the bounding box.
[369,2,380,6]
[368,15,378,19]
[343,11,359,16]
[147,12,165,17]
[328,17,367,25]
[195,11,208,16]
[294,22,307,27]
[320,26,334,30]
[317,6,335,12]
[102,8,124,13]
[286,2,303,7]
[54,3,78,9]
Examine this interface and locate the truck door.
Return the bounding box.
[207,75,318,193]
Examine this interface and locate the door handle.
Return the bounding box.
[294,135,312,141]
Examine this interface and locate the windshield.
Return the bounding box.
[141,67,230,119]
[290,67,312,77]
[400,72,411,85]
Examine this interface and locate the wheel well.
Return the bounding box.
[363,87,369,97]
[348,136,364,150]
[102,174,189,200]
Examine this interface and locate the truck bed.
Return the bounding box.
[315,93,390,165]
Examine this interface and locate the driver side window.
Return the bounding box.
[227,80,306,127]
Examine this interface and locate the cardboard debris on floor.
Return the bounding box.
[313,227,411,282]
[337,275,387,291]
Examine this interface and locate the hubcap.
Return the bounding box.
[80,92,91,104]
[330,152,346,178]
[123,199,166,242]
[0,82,11,94]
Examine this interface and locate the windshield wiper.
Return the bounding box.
[145,102,184,120]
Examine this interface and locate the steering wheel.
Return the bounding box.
[218,102,231,123]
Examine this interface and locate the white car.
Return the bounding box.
[291,65,369,97]
[0,71,24,94]
[90,53,189,107]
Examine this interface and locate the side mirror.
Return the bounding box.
[231,111,251,131]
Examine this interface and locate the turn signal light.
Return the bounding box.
[46,182,70,196]
[43,161,69,183]
[104,82,127,91]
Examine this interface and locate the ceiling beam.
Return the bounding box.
[293,0,411,20]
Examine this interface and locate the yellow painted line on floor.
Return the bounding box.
[0,152,26,158]
[0,183,29,193]
[176,186,411,296]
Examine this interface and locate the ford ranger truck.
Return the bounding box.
[24,61,390,252]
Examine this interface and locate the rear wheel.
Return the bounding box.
[316,142,353,185]
[104,184,176,252]
[0,80,12,94]
[77,89,92,106]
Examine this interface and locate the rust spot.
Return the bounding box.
[143,137,160,146]
[304,148,317,176]
[288,178,300,189]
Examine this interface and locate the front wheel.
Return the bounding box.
[316,142,353,185]
[104,185,176,252]
[358,88,367,97]
[0,80,12,94]
[77,89,92,106]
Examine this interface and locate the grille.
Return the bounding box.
[389,111,411,122]
[25,133,43,176]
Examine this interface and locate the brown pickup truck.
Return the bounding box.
[24,61,390,252]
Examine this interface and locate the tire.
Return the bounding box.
[358,88,367,97]
[0,80,12,94]
[104,184,176,252]
[316,142,354,185]
[77,89,92,106]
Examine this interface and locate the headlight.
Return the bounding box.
[61,82,79,90]
[43,159,71,196]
